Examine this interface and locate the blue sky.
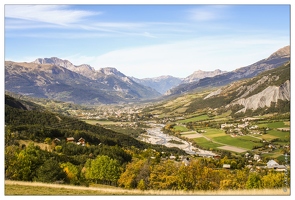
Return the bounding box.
[4,4,290,78]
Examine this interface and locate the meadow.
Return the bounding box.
[5,181,290,196]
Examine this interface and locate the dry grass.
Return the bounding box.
[5,180,290,196]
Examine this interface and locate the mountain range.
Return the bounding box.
[165,45,290,96]
[5,59,161,104]
[5,45,290,105]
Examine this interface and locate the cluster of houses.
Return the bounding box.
[220,121,261,136]
[66,137,86,146]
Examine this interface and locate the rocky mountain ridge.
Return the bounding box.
[165,45,290,96]
[181,69,226,84]
[203,61,290,113]
[5,60,161,104]
[230,80,290,112]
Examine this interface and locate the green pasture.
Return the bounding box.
[260,149,285,160]
[239,135,262,142]
[201,128,225,139]
[193,137,223,149]
[173,125,189,132]
[180,131,197,135]
[177,114,210,123]
[267,129,290,139]
[213,135,263,150]
[258,121,289,129]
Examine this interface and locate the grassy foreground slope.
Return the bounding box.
[5,180,290,195]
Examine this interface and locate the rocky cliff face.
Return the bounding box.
[203,61,290,113]
[230,80,290,112]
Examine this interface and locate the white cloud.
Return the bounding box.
[80,35,288,78]
[5,5,99,26]
[187,5,229,21]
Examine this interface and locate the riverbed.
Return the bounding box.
[139,123,215,156]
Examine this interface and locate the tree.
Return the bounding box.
[61,162,80,185]
[5,145,21,179]
[84,155,121,185]
[262,171,285,189]
[34,159,66,183]
[149,160,178,190]
[118,158,149,189]
[246,173,262,189]
[137,179,146,190]
[44,137,51,144]
[6,143,43,181]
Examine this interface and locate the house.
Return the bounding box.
[66,137,75,143]
[169,155,176,160]
[53,138,61,143]
[221,123,234,129]
[223,164,231,169]
[267,160,286,170]
[254,154,261,161]
[77,137,86,146]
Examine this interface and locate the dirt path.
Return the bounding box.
[5,180,290,195]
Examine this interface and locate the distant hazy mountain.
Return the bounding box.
[165,45,290,96]
[5,58,161,104]
[131,75,183,94]
[181,69,226,84]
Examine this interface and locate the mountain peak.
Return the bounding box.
[182,69,226,84]
[98,67,124,77]
[32,57,96,78]
[33,57,73,67]
[267,45,290,60]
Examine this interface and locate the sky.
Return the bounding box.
[4,2,290,78]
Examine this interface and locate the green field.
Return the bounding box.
[181,131,197,135]
[193,137,223,149]
[177,114,210,123]
[213,135,263,150]
[258,121,289,129]
[267,129,290,139]
[173,125,189,132]
[202,128,225,139]
[254,129,290,141]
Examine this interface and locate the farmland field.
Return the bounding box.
[258,121,289,129]
[173,125,189,132]
[193,137,223,149]
[213,135,262,150]
[177,114,210,123]
[202,128,226,139]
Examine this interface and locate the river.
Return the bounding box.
[139,122,215,156]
